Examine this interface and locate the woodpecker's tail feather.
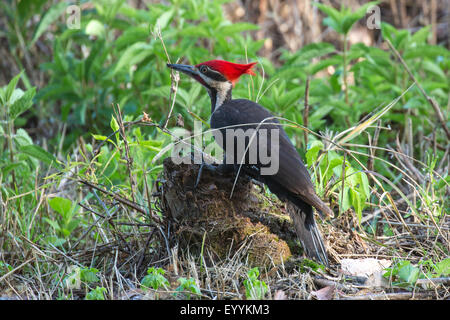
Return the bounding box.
[286,200,328,266]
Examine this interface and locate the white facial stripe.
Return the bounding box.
[214,82,231,111]
[198,72,232,111]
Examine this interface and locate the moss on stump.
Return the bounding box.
[161,157,292,267]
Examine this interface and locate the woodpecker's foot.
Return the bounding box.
[194,162,216,189]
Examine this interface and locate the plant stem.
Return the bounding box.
[4,106,17,187]
[303,77,310,148]
[343,33,349,106]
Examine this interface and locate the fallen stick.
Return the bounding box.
[340,291,435,300]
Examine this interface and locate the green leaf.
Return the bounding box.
[141,267,169,290]
[350,188,362,223]
[219,22,259,36]
[411,26,431,44]
[398,262,420,284]
[306,140,324,166]
[1,162,26,176]
[30,2,67,46]
[115,26,148,50]
[85,287,106,300]
[80,268,100,283]
[315,1,379,35]
[113,42,153,75]
[85,19,105,38]
[155,8,174,30]
[175,277,201,298]
[66,219,81,233]
[359,172,370,199]
[48,197,73,217]
[341,1,379,34]
[43,217,61,231]
[14,128,33,147]
[314,3,342,28]
[110,116,119,133]
[244,267,268,300]
[18,144,59,167]
[4,71,24,104]
[435,258,450,277]
[340,186,351,212]
[421,60,446,81]
[8,87,36,120]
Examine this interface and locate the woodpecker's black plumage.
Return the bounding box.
[167,60,332,265]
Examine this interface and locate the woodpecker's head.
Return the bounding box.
[167,60,256,111]
[167,60,257,88]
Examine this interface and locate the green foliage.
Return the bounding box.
[383,260,420,287]
[141,267,170,290]
[0,262,13,276]
[30,0,262,149]
[175,277,202,299]
[306,140,370,222]
[64,266,101,294]
[314,1,379,35]
[383,258,450,288]
[243,267,268,300]
[44,197,80,245]
[86,286,107,300]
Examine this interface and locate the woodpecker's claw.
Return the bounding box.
[194,162,221,189]
[194,162,206,189]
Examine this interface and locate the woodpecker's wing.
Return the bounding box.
[211,99,332,217]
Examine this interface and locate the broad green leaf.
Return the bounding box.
[48,197,73,217]
[398,262,420,284]
[350,188,362,223]
[435,258,450,276]
[18,144,59,168]
[306,140,324,166]
[422,60,447,81]
[359,172,370,199]
[155,8,174,30]
[30,2,67,46]
[66,219,80,233]
[80,268,100,283]
[1,162,26,176]
[110,116,119,133]
[85,287,106,300]
[340,186,351,212]
[91,134,114,144]
[314,3,342,27]
[411,26,431,44]
[113,42,153,75]
[85,19,105,38]
[4,71,24,104]
[43,217,61,231]
[341,1,379,34]
[110,116,120,143]
[14,128,33,146]
[141,267,169,290]
[115,26,148,50]
[9,87,36,120]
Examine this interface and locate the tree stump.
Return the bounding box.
[160,157,292,267]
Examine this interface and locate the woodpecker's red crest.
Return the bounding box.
[196,60,257,85]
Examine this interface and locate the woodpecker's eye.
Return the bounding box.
[199,65,208,73]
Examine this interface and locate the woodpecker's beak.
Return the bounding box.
[167,63,198,77]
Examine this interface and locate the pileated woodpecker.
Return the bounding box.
[167,60,333,265]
